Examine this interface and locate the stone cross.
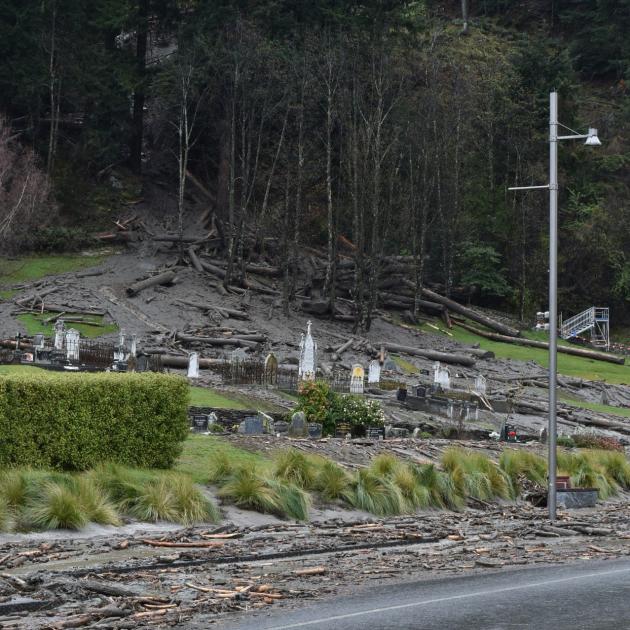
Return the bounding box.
[187,352,199,379]
[433,361,451,390]
[54,319,65,350]
[298,320,317,381]
[65,328,80,362]
[350,364,365,394]
[114,331,127,363]
[368,360,381,384]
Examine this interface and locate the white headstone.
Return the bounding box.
[474,374,487,395]
[65,328,80,362]
[433,361,450,390]
[54,319,65,350]
[298,320,317,381]
[350,364,365,394]
[187,352,199,379]
[368,360,381,384]
[129,335,137,358]
[231,347,248,362]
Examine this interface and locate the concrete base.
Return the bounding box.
[556,488,598,508]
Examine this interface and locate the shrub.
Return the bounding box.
[294,381,385,436]
[557,436,575,448]
[571,434,623,451]
[0,372,189,470]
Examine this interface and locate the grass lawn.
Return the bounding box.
[558,391,630,418]
[17,312,118,338]
[0,253,107,289]
[422,322,630,385]
[177,435,268,483]
[392,354,418,374]
[189,386,286,412]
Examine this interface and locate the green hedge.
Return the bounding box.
[0,372,189,470]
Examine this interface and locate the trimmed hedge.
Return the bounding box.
[0,372,189,470]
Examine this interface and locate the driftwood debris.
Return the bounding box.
[421,287,521,337]
[126,270,177,296]
[381,342,476,367]
[457,322,625,366]
[175,332,260,349]
[156,355,222,369]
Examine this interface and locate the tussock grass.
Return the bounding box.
[218,465,283,515]
[74,477,120,526]
[24,481,89,531]
[267,479,311,521]
[443,449,513,501]
[207,452,238,484]
[588,450,630,488]
[370,454,400,478]
[273,450,317,490]
[314,461,352,502]
[347,469,406,516]
[499,450,547,493]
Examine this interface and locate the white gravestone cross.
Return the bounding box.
[298,321,317,381]
[65,328,80,362]
[187,352,200,379]
[54,319,65,350]
[350,364,365,394]
[368,360,381,384]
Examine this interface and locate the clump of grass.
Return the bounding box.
[25,481,89,531]
[267,479,311,521]
[588,450,630,488]
[347,469,406,516]
[443,449,513,501]
[170,475,219,525]
[499,450,547,493]
[218,465,283,515]
[557,451,618,499]
[207,452,238,484]
[370,454,400,477]
[127,477,179,523]
[392,465,431,509]
[314,461,352,502]
[74,477,120,526]
[273,450,317,489]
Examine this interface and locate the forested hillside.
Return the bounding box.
[0,0,628,330]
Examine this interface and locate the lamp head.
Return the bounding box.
[585,128,601,146]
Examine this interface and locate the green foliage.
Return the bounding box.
[17,312,118,338]
[273,449,317,489]
[0,372,189,470]
[443,448,513,500]
[572,434,623,451]
[556,436,576,448]
[217,465,284,515]
[348,468,406,516]
[0,254,106,287]
[459,244,511,297]
[24,481,89,531]
[499,449,547,493]
[313,460,352,501]
[295,381,385,436]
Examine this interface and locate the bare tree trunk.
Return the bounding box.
[46,0,58,176]
[130,0,148,174]
[461,0,469,34]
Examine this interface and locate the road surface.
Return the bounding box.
[215,559,630,630]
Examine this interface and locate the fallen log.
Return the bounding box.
[141,539,225,548]
[174,299,249,320]
[187,247,204,273]
[175,332,259,349]
[457,322,625,366]
[126,270,177,296]
[421,287,521,337]
[381,342,476,367]
[467,347,495,360]
[156,355,223,369]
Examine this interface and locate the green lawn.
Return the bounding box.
[176,435,268,483]
[189,386,285,412]
[16,312,118,339]
[421,322,630,385]
[558,391,630,418]
[0,253,107,288]
[392,354,418,374]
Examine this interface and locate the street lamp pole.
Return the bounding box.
[548,91,559,521]
[509,91,600,522]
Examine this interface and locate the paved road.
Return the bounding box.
[216,559,630,630]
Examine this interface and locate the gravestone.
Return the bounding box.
[382,357,399,373]
[191,415,209,432]
[474,374,487,395]
[308,423,323,439]
[136,354,149,372]
[207,412,218,428]
[366,426,385,440]
[65,329,80,362]
[54,319,65,350]
[274,420,289,434]
[114,331,127,363]
[33,334,45,350]
[385,426,408,438]
[298,321,317,381]
[129,335,137,358]
[258,411,275,434]
[288,411,308,437]
[187,352,200,379]
[433,362,451,390]
[264,353,278,384]
[350,364,365,394]
[238,416,265,435]
[368,360,381,384]
[335,422,351,438]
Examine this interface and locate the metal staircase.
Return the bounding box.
[560,307,610,349]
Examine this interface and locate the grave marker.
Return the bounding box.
[65,329,80,362]
[433,361,451,390]
[288,411,309,437]
[474,374,487,395]
[187,352,199,379]
[298,321,317,381]
[54,319,65,350]
[368,360,381,384]
[350,364,365,394]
